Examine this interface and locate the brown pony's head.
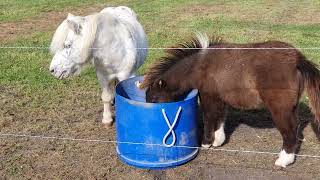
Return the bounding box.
[145,78,187,103]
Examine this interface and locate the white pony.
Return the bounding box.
[49,6,148,125]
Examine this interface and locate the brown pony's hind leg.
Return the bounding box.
[264,92,299,168]
[201,95,227,148]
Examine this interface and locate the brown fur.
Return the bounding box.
[143,36,320,165]
[140,36,223,89]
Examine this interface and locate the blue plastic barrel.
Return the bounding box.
[115,76,199,169]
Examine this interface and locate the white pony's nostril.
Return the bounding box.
[50,69,54,73]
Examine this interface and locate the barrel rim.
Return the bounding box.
[115,76,199,105]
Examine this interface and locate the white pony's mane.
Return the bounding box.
[50,20,68,54]
[50,13,99,63]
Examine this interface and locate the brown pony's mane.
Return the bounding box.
[140,35,222,88]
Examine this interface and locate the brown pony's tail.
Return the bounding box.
[298,55,320,138]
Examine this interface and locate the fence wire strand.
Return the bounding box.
[2,46,320,50]
[1,132,320,159]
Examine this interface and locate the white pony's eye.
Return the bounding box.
[64,44,71,49]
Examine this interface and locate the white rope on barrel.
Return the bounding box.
[161,106,182,147]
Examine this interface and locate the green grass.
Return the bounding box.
[0,0,125,22]
[0,0,203,22]
[1,0,320,106]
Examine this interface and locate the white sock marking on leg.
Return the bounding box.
[275,149,295,168]
[212,122,225,147]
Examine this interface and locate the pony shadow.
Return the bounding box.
[198,102,314,153]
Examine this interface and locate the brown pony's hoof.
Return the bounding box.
[201,144,212,149]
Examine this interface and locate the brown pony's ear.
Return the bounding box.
[158,79,166,88]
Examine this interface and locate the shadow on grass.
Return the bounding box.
[198,102,318,153]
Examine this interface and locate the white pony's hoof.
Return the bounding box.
[275,150,295,168]
[102,118,113,127]
[201,144,211,148]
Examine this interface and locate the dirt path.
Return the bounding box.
[0,5,104,44]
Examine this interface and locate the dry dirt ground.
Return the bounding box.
[1,5,320,180]
[1,84,320,179]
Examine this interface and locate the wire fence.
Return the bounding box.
[2,46,320,50]
[1,132,320,159]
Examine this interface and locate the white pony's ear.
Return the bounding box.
[67,13,75,18]
[67,19,82,34]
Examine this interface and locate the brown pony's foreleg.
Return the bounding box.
[264,93,299,168]
[201,95,227,148]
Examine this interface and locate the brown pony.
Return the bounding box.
[140,34,320,168]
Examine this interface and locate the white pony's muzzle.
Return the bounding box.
[50,51,77,79]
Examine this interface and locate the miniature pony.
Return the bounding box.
[49,6,148,125]
[141,34,320,168]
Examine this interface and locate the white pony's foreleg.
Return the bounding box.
[275,149,295,168]
[96,70,114,126]
[101,87,114,125]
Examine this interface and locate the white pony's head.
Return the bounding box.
[49,13,98,79]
